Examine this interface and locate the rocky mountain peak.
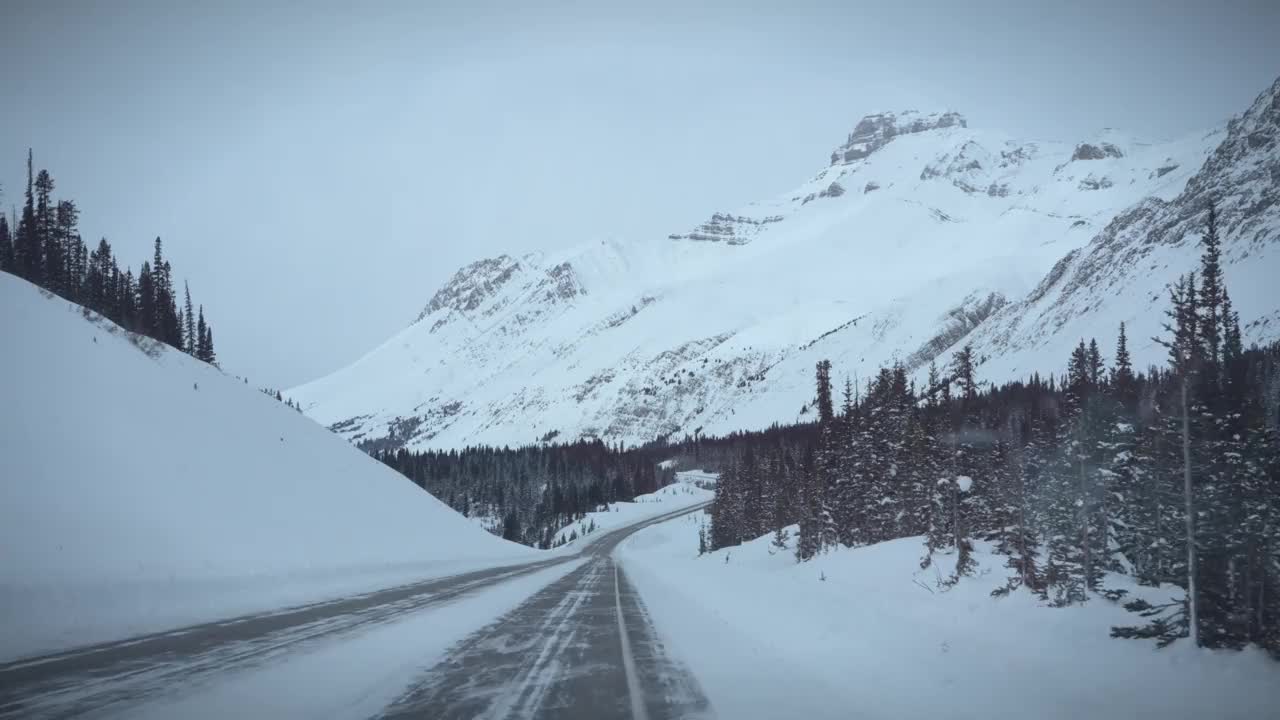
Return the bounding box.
[416,254,522,322]
[830,110,966,165]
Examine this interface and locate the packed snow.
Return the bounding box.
[93,561,586,720]
[617,512,1280,720]
[0,274,538,662]
[552,470,714,547]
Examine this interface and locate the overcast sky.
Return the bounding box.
[2,0,1277,388]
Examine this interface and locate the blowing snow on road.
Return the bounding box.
[0,503,710,720]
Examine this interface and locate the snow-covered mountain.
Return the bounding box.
[290,76,1280,452]
[0,273,534,660]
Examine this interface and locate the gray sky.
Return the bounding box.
[3,0,1277,388]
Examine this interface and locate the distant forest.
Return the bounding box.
[369,440,679,548]
[0,150,218,363]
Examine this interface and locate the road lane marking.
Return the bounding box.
[614,564,650,720]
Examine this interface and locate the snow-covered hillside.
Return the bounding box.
[0,273,535,661]
[618,512,1280,720]
[290,76,1280,451]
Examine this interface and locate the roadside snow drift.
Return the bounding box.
[0,274,536,662]
[618,512,1280,720]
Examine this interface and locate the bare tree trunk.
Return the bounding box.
[1182,375,1199,646]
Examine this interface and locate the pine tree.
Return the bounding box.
[195,305,209,361]
[137,261,156,338]
[14,150,38,281]
[183,281,196,355]
[813,360,840,551]
[952,343,977,400]
[1116,273,1203,645]
[0,215,12,273]
[1111,322,1137,407]
[1197,201,1224,390]
[33,169,55,287]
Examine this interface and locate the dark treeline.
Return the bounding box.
[707,204,1280,657]
[369,439,679,549]
[0,150,217,363]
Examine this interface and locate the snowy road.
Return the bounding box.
[0,503,709,720]
[378,512,711,720]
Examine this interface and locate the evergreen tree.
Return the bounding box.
[952,343,977,400]
[138,261,157,335]
[0,215,12,273]
[183,281,196,355]
[1111,322,1137,407]
[33,168,55,286]
[14,150,38,281]
[202,318,217,365]
[195,305,209,360]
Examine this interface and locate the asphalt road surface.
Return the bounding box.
[378,510,712,720]
[0,503,710,719]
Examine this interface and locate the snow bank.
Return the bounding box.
[618,512,1280,720]
[552,470,714,548]
[0,274,536,662]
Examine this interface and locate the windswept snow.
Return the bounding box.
[617,512,1280,720]
[0,274,536,662]
[113,561,586,720]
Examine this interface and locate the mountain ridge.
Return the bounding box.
[290,79,1278,451]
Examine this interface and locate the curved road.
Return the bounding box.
[0,503,710,720]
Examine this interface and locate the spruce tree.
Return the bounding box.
[14,149,38,281]
[1111,322,1136,407]
[0,215,12,273]
[33,169,55,287]
[202,321,217,365]
[195,305,209,360]
[183,281,196,355]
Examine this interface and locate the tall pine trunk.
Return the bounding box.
[1181,374,1199,646]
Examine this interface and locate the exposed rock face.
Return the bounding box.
[920,140,992,193]
[832,111,966,164]
[668,212,784,245]
[417,255,583,325]
[417,255,522,321]
[1078,174,1115,191]
[903,291,1009,372]
[1072,142,1125,161]
[820,182,846,198]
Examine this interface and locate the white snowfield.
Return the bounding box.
[0,273,541,662]
[618,512,1280,720]
[289,76,1280,453]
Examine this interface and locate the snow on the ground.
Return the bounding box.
[0,274,537,662]
[114,560,587,720]
[618,512,1280,720]
[674,468,718,488]
[552,470,714,548]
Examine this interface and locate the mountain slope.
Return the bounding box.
[942,75,1280,381]
[0,273,535,661]
[290,79,1280,452]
